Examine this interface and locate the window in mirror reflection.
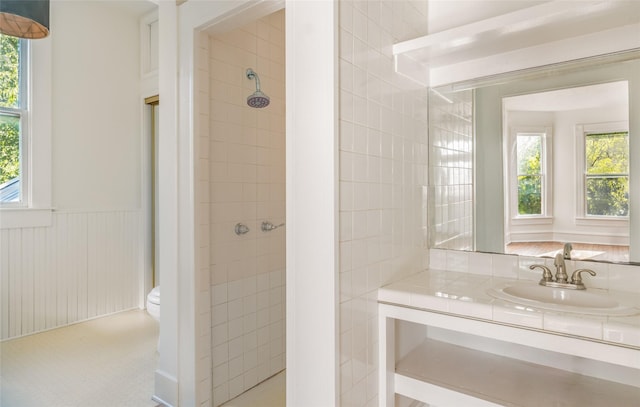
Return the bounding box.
[430,57,637,263]
[506,126,552,222]
[584,131,629,217]
[516,133,544,215]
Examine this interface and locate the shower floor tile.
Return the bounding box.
[221,370,286,407]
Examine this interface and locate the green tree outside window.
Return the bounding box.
[585,132,628,217]
[0,33,21,186]
[517,134,542,215]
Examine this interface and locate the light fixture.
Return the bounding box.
[0,0,49,39]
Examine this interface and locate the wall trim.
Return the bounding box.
[0,208,52,229]
[286,1,339,405]
[152,369,179,407]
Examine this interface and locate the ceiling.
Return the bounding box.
[396,1,640,68]
[503,81,628,112]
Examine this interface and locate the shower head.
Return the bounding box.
[246,68,270,108]
[247,90,270,109]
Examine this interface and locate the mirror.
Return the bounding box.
[428,53,640,264]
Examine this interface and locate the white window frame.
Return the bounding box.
[0,37,29,207]
[0,37,52,229]
[575,121,629,226]
[140,9,159,79]
[507,126,553,225]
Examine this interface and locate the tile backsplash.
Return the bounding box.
[430,248,640,294]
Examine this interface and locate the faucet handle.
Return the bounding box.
[530,264,553,284]
[570,269,596,289]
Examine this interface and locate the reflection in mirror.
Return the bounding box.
[428,54,640,264]
[503,82,629,263]
[428,88,473,251]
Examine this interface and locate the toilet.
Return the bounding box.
[146,286,160,322]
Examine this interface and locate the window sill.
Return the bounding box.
[510,216,553,226]
[575,216,629,226]
[0,208,53,229]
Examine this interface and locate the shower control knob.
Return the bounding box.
[261,221,285,232]
[234,223,250,235]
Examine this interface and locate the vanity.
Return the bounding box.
[378,270,640,407]
[378,264,640,406]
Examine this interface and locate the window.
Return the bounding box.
[516,133,543,215]
[584,131,629,217]
[575,122,629,223]
[0,33,52,229]
[0,33,27,204]
[507,127,552,222]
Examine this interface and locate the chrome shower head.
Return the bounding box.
[247,90,270,108]
[246,68,270,108]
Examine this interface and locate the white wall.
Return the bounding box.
[155,1,180,404]
[338,2,429,405]
[0,1,150,341]
[51,1,142,210]
[427,0,545,34]
[285,1,338,406]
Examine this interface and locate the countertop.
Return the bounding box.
[378,269,640,349]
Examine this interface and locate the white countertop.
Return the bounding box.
[378,269,640,349]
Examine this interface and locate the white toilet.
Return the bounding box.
[146,286,160,322]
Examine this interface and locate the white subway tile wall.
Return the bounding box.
[428,88,474,251]
[338,1,429,406]
[205,9,285,407]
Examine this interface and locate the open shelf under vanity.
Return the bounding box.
[396,337,640,406]
[379,303,640,407]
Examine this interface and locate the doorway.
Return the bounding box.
[205,9,286,406]
[145,95,160,291]
[157,2,338,405]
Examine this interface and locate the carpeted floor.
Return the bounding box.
[0,309,159,407]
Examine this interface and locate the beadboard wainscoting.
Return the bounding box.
[0,210,142,341]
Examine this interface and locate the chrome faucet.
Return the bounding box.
[553,253,568,283]
[529,253,596,290]
[563,242,573,259]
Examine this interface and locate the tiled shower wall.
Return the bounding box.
[338,1,429,406]
[206,10,286,407]
[428,88,474,251]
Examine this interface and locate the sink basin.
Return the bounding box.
[487,284,639,316]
